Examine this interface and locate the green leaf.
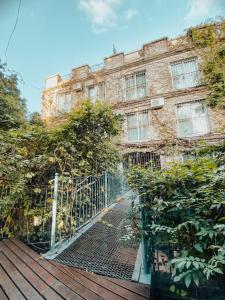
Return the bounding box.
[192,272,200,286]
[169,285,176,293]
[186,261,192,269]
[214,268,223,275]
[194,244,203,253]
[185,274,192,288]
[180,290,188,297]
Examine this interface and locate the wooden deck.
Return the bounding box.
[0,238,150,300]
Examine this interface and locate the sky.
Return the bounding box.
[0,0,224,115]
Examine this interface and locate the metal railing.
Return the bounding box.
[89,63,104,72]
[21,172,122,253]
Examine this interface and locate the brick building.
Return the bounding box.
[42,36,225,168]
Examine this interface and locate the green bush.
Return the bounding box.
[127,145,225,290]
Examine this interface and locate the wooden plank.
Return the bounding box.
[0,251,43,300]
[75,269,148,300]
[0,264,25,300]
[0,242,63,300]
[0,286,8,300]
[9,238,150,300]
[105,277,150,298]
[51,262,124,300]
[8,239,98,300]
[3,240,82,300]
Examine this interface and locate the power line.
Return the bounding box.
[4,0,22,64]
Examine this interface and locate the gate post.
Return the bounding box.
[50,173,59,253]
[104,171,108,207]
[140,194,150,274]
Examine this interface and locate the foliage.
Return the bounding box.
[0,99,122,238]
[127,144,225,291]
[185,19,225,109]
[0,63,26,130]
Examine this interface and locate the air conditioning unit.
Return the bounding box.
[151,97,165,109]
[73,82,83,91]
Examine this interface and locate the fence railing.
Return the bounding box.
[21,172,122,253]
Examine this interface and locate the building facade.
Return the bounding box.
[42,36,225,168]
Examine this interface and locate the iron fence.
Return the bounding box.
[21,172,122,253]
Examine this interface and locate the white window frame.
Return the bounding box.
[87,83,105,103]
[57,92,72,112]
[175,100,210,138]
[126,111,150,142]
[125,71,147,101]
[170,57,199,90]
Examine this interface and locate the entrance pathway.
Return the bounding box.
[54,195,140,281]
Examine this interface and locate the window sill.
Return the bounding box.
[178,132,210,139]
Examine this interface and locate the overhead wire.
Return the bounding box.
[3,0,42,91]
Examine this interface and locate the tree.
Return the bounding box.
[0,99,122,238]
[0,63,26,130]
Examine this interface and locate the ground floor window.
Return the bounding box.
[123,152,161,169]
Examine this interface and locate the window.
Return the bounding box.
[123,152,161,169]
[57,93,72,111]
[125,72,146,100]
[171,58,199,89]
[176,100,209,137]
[88,83,105,103]
[127,111,150,141]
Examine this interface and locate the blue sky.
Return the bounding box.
[0,0,224,114]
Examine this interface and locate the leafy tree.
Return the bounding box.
[29,112,44,126]
[0,63,26,130]
[0,99,122,238]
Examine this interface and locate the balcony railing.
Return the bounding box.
[89,63,104,72]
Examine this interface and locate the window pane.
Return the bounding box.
[57,94,65,110]
[136,73,146,98]
[127,114,137,127]
[128,128,138,141]
[138,112,149,140]
[171,59,199,89]
[138,112,148,126]
[98,83,105,100]
[178,120,193,137]
[88,86,97,103]
[192,116,208,134]
[127,114,138,141]
[136,73,146,85]
[64,93,72,111]
[191,101,208,134]
[126,76,135,100]
[126,76,135,88]
[177,101,209,137]
[177,103,191,118]
[192,101,205,116]
[171,63,183,76]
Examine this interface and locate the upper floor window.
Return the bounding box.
[176,100,209,138]
[171,58,199,90]
[88,83,105,103]
[125,72,146,101]
[127,111,150,141]
[57,93,72,112]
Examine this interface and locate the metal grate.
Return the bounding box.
[54,198,139,280]
[123,151,161,169]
